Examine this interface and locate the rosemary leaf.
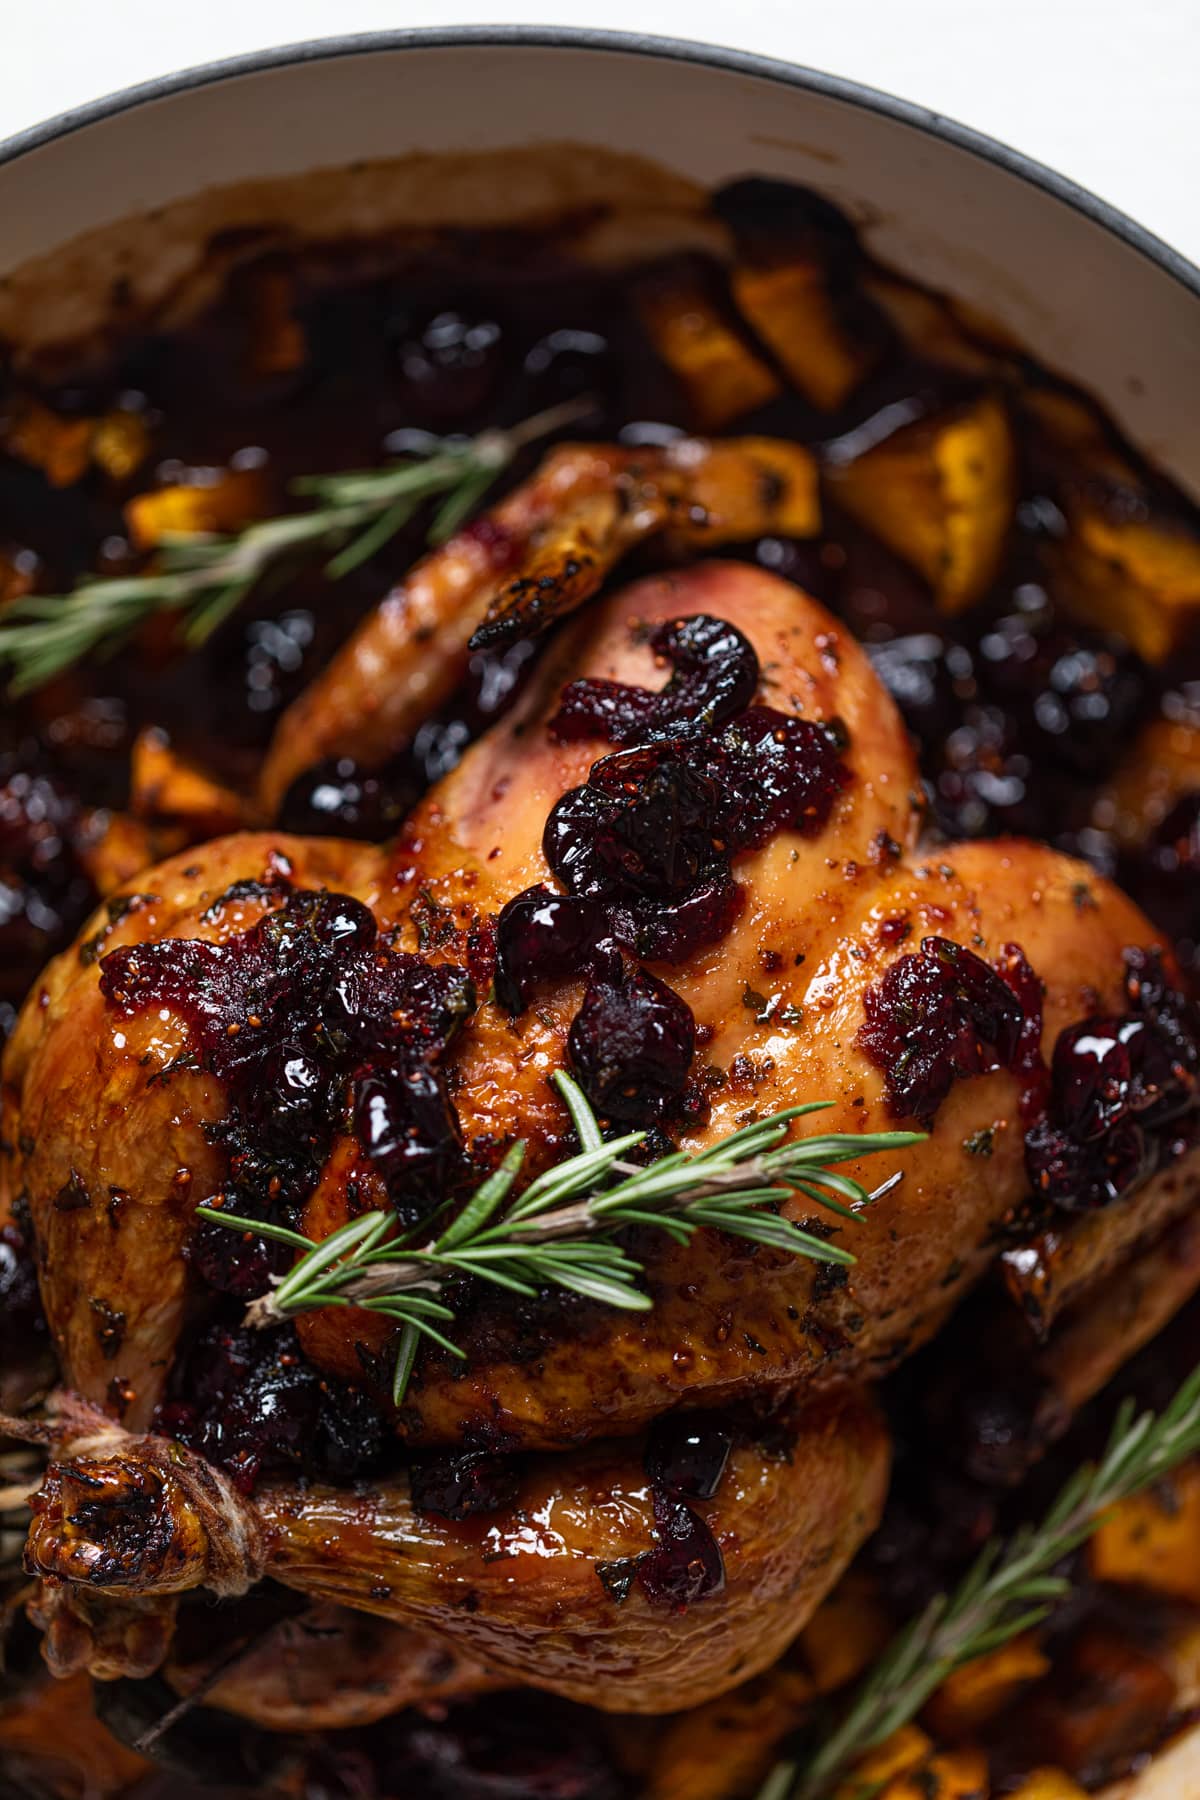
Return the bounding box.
[0,396,593,697]
[212,1072,922,1403]
[760,1357,1200,1800]
[392,1322,420,1405]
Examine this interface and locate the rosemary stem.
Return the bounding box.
[212,1077,922,1400]
[776,1360,1200,1800]
[0,394,597,697]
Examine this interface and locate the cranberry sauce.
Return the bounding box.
[99,886,474,1271]
[0,230,682,819]
[859,935,1025,1126]
[497,613,849,1123]
[155,1320,388,1494]
[861,932,1200,1215]
[594,1411,732,1613]
[644,1409,734,1499]
[549,614,759,745]
[1026,947,1200,1212]
[3,190,1198,1020]
[0,745,97,1010]
[567,966,697,1127]
[408,1447,522,1521]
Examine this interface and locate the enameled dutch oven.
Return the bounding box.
[0,28,1197,501]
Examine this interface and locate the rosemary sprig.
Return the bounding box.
[197,1073,922,1404]
[759,1357,1200,1800]
[0,396,592,696]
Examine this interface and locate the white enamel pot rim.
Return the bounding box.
[0,25,1198,497]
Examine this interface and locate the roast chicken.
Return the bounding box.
[4,509,1199,1719]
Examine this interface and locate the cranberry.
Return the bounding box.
[568,966,696,1124]
[531,632,846,1031]
[0,1219,48,1369]
[712,707,850,850]
[0,748,95,1004]
[493,885,609,1014]
[868,632,968,749]
[550,615,759,746]
[493,869,739,1017]
[186,1213,291,1300]
[408,1449,521,1521]
[608,867,744,964]
[549,681,660,749]
[976,607,1147,778]
[162,1321,389,1493]
[390,308,504,425]
[636,1497,725,1611]
[644,1413,733,1500]
[259,1044,325,1139]
[1024,948,1200,1213]
[100,889,474,1236]
[241,608,316,720]
[859,936,1025,1125]
[311,1382,390,1482]
[524,324,616,413]
[279,755,417,839]
[179,1319,261,1412]
[352,1062,465,1223]
[175,1324,322,1492]
[933,703,1041,840]
[545,745,719,902]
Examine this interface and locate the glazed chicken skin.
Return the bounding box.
[5,560,1199,1711]
[4,560,918,1433]
[257,436,822,813]
[5,562,1193,1443]
[23,1385,887,1710]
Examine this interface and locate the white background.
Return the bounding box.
[3,1,1198,267]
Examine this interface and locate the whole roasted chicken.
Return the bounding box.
[3,437,1199,1726]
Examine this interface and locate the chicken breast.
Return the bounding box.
[3,563,1195,1454]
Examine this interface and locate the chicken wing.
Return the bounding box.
[257,437,820,813]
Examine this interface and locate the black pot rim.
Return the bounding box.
[2,24,1197,305]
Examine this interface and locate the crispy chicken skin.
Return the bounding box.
[3,562,916,1430]
[321,839,1194,1450]
[4,563,1195,1453]
[254,1386,887,1711]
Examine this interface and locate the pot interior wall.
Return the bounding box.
[0,41,1196,496]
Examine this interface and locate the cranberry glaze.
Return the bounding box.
[860,937,1199,1215]
[499,612,850,1122]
